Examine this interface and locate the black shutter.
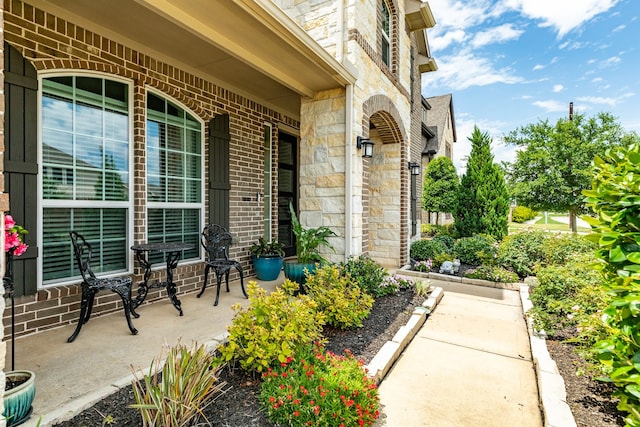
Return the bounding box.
[4,43,38,296]
[208,114,230,230]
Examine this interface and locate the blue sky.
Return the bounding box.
[421,0,639,174]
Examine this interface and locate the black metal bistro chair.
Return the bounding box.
[67,231,139,342]
[198,224,247,306]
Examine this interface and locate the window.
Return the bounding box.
[41,76,131,283]
[146,92,202,264]
[381,0,391,67]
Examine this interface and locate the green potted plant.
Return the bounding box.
[250,237,285,281]
[283,202,336,285]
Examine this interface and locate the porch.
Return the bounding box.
[4,274,282,427]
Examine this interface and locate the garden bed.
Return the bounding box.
[52,289,425,426]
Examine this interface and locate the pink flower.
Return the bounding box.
[4,214,28,257]
[5,215,15,229]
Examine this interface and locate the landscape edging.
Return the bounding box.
[520,285,577,427]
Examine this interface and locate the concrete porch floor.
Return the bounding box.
[4,274,281,426]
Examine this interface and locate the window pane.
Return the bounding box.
[43,208,127,282]
[146,93,202,264]
[42,76,131,282]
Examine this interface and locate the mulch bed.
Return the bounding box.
[53,289,424,427]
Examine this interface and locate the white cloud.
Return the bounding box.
[471,24,524,47]
[604,56,622,66]
[613,24,626,32]
[552,84,564,93]
[532,100,567,112]
[592,77,603,83]
[503,0,620,38]
[576,93,634,107]
[532,64,544,71]
[429,30,467,51]
[422,50,523,90]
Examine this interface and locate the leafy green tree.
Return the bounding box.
[454,126,509,239]
[504,112,637,232]
[422,156,459,225]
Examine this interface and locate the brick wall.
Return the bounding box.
[1,0,299,338]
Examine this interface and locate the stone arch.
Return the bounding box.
[360,94,409,268]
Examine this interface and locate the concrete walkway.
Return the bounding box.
[376,279,543,427]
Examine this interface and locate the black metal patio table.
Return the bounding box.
[130,242,195,316]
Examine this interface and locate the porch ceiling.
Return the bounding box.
[34,0,355,118]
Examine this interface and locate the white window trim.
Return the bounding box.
[38,71,136,288]
[144,88,206,266]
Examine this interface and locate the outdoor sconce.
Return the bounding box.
[408,162,421,176]
[357,136,374,158]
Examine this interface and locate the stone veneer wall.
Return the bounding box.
[279,0,415,267]
[1,0,299,338]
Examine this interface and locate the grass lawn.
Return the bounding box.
[509,219,591,234]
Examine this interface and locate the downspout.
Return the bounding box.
[345,83,353,261]
[341,0,353,261]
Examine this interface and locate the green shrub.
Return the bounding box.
[414,280,433,297]
[583,143,640,424]
[452,234,497,266]
[463,265,518,283]
[131,342,226,427]
[410,239,450,262]
[260,342,380,427]
[432,234,455,252]
[497,231,549,277]
[431,252,453,271]
[511,206,537,223]
[305,264,374,329]
[528,254,607,339]
[541,233,597,265]
[340,255,387,298]
[420,223,442,237]
[219,280,325,372]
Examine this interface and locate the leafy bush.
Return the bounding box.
[528,253,607,338]
[414,280,433,297]
[583,143,640,424]
[463,265,518,283]
[260,342,380,427]
[305,265,374,329]
[341,255,387,298]
[496,231,549,277]
[131,342,226,427]
[452,234,497,266]
[541,233,597,265]
[410,239,450,262]
[219,280,325,372]
[431,252,453,271]
[421,223,456,237]
[432,234,455,252]
[511,206,537,223]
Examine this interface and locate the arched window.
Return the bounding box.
[145,91,203,264]
[381,0,391,67]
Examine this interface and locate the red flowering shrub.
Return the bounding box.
[259,342,380,427]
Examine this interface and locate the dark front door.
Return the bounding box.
[277,132,297,257]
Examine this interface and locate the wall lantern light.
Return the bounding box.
[356,136,374,158]
[408,161,421,176]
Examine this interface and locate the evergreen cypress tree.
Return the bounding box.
[422,156,459,225]
[454,126,509,239]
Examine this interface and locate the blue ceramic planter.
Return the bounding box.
[3,370,35,426]
[283,261,317,285]
[252,255,284,281]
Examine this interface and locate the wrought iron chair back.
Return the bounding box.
[67,231,139,342]
[198,224,247,306]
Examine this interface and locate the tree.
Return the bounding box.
[422,156,459,225]
[504,112,637,232]
[454,126,509,239]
